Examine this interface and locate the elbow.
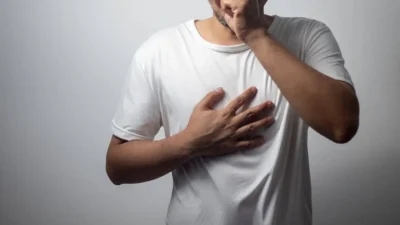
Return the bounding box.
[331,118,359,144]
[331,95,360,144]
[106,164,122,186]
[105,137,133,186]
[105,151,122,186]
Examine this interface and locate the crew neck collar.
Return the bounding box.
[186,15,280,53]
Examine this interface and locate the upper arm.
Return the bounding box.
[110,53,162,142]
[109,135,128,147]
[303,20,355,90]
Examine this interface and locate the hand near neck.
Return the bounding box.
[195,14,274,46]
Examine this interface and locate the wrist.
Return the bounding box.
[243,28,268,45]
[168,130,197,159]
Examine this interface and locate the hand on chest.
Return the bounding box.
[157,51,284,130]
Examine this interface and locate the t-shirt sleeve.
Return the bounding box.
[304,20,354,87]
[111,54,161,141]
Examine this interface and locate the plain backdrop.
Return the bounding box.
[1,0,399,225]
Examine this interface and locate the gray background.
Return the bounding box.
[1,0,399,225]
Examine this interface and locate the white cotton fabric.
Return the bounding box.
[111,15,353,225]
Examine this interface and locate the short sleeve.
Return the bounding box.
[111,54,161,141]
[304,21,354,87]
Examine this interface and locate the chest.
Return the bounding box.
[155,50,287,134]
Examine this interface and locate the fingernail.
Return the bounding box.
[250,87,257,95]
[214,87,223,93]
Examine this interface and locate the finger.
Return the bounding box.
[221,0,247,12]
[221,3,234,16]
[235,135,265,149]
[220,0,231,10]
[223,87,258,115]
[220,0,240,10]
[197,87,225,109]
[233,100,274,125]
[223,12,233,26]
[233,116,275,138]
[220,0,234,22]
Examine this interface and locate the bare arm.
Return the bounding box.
[106,88,274,185]
[106,134,191,185]
[245,29,359,143]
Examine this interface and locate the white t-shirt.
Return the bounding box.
[111,16,353,225]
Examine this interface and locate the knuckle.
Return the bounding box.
[229,124,238,133]
[224,121,237,132]
[220,119,230,128]
[248,125,254,131]
[236,97,244,104]
[221,110,231,118]
[246,111,253,118]
[230,132,238,139]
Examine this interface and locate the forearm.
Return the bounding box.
[106,133,191,185]
[246,30,359,142]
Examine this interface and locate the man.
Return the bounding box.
[106,0,360,224]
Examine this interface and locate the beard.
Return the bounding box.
[210,0,230,28]
[214,11,230,28]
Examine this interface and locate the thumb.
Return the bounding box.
[197,88,225,109]
[223,12,233,26]
[221,1,234,26]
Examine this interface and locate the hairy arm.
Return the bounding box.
[245,23,359,143]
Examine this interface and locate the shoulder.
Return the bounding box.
[276,16,331,34]
[273,16,336,51]
[134,21,191,64]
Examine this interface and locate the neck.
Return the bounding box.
[195,14,274,46]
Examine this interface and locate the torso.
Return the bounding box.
[138,16,316,225]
